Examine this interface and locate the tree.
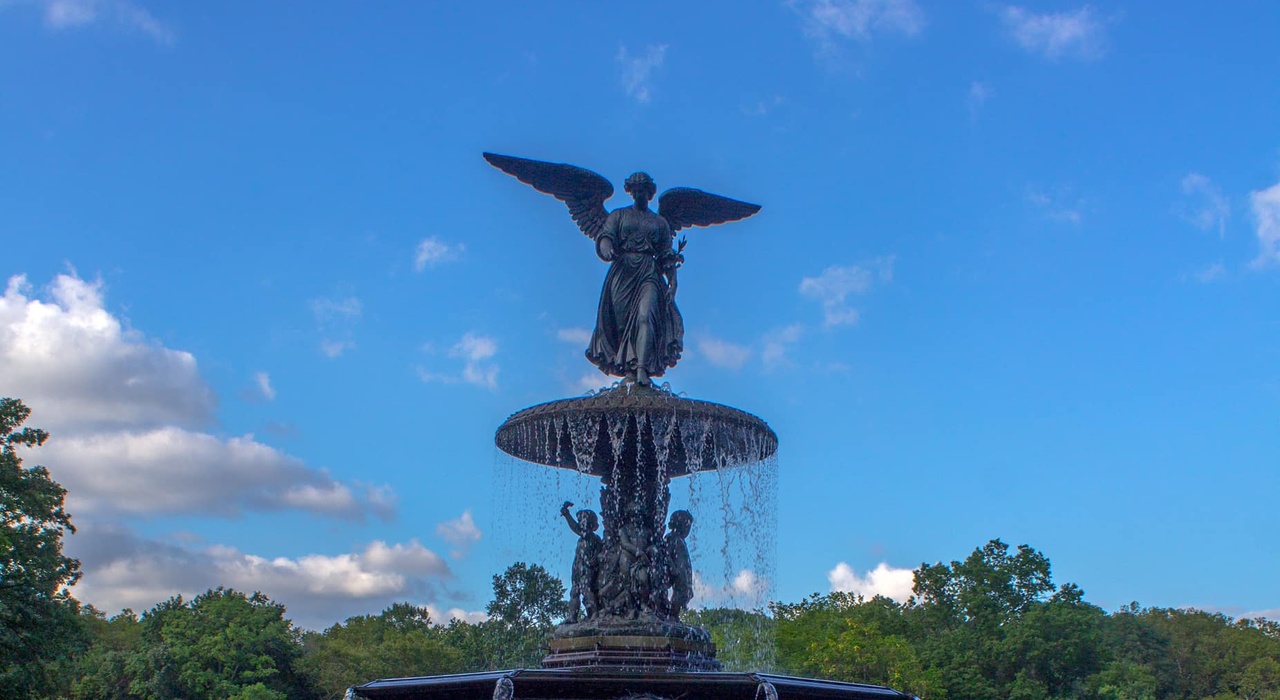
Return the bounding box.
[486,562,568,632]
[70,607,145,700]
[684,607,776,672]
[122,588,315,700]
[912,538,1055,632]
[415,562,569,671]
[300,603,461,699]
[773,593,943,698]
[0,397,85,697]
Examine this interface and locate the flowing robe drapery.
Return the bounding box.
[586,207,684,378]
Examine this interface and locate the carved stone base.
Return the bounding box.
[554,615,712,642]
[543,634,721,672]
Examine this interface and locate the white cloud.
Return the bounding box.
[828,561,915,603]
[254,372,275,400]
[791,0,924,52]
[41,426,395,521]
[310,296,362,323]
[1250,180,1280,268]
[34,0,174,44]
[1026,186,1083,223]
[968,81,992,120]
[310,295,361,358]
[762,324,804,370]
[557,327,592,345]
[435,510,482,559]
[1243,607,1280,622]
[691,568,769,609]
[1,274,215,432]
[454,333,498,389]
[68,523,454,630]
[2,272,395,522]
[1190,262,1226,284]
[617,44,667,103]
[413,237,463,271]
[1180,173,1230,237]
[742,95,785,117]
[426,606,489,626]
[999,5,1108,61]
[570,372,610,395]
[239,371,276,403]
[418,332,500,389]
[697,335,752,370]
[799,257,894,327]
[320,340,353,358]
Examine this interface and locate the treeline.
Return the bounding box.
[9,546,1280,700]
[695,540,1280,700]
[53,562,573,700]
[4,398,1279,699]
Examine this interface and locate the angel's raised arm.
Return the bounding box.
[483,153,614,240]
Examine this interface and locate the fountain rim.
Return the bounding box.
[354,669,914,699]
[493,387,778,476]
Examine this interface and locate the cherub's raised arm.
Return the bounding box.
[560,501,583,536]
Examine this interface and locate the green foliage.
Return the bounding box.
[684,607,776,671]
[1087,660,1159,700]
[300,603,461,699]
[912,538,1056,632]
[151,588,310,699]
[0,398,85,698]
[485,561,568,631]
[1122,606,1280,700]
[466,561,569,669]
[70,607,145,700]
[774,592,943,698]
[70,588,316,700]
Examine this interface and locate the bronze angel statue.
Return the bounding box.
[484,153,761,386]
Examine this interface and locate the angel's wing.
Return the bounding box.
[657,187,761,233]
[483,153,614,240]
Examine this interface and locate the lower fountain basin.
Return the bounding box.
[494,385,777,476]
[351,669,915,700]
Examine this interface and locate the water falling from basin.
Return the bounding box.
[491,383,778,671]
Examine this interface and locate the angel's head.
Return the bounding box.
[624,172,657,203]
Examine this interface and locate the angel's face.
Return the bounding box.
[629,184,656,207]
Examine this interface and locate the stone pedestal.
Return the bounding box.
[543,634,720,672]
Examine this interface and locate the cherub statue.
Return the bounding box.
[662,510,695,621]
[559,500,602,623]
[484,153,761,386]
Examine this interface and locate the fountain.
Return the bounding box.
[349,154,916,700]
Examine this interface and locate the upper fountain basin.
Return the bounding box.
[494,385,777,477]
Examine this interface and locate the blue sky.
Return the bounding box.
[2,0,1277,629]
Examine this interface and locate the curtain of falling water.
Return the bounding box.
[681,454,778,671]
[492,448,779,671]
[492,450,599,591]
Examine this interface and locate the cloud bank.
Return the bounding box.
[68,523,463,630]
[799,256,894,327]
[828,561,915,602]
[999,5,1108,61]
